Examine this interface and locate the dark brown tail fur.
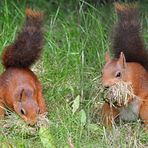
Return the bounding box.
[2,8,44,69]
[112,3,148,70]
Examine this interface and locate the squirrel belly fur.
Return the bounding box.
[0,9,46,125]
[101,3,148,128]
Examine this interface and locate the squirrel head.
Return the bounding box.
[102,52,127,88]
[13,89,40,125]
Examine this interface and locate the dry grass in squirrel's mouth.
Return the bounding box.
[104,81,136,107]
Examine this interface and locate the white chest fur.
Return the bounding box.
[119,98,141,121]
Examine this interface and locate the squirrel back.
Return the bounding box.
[111,3,148,70]
[2,8,44,69]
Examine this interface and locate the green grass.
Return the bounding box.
[0,0,148,147]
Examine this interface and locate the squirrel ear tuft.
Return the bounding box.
[118,52,127,68]
[105,52,111,63]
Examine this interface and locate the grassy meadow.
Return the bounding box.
[0,0,148,147]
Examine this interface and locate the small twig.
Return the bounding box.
[68,137,74,148]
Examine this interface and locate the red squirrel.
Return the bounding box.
[101,3,148,127]
[0,9,46,125]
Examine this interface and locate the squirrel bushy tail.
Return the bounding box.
[2,8,44,69]
[112,3,148,70]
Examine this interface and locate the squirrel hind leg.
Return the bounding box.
[0,102,5,119]
[36,82,46,114]
[37,90,46,114]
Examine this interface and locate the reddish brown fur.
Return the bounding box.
[101,3,148,128]
[0,9,46,125]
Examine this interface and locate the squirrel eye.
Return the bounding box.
[20,108,26,115]
[115,72,121,78]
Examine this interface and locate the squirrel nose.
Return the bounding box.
[28,122,36,126]
[27,119,37,126]
[104,86,109,89]
[102,83,110,89]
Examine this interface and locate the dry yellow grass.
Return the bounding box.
[105,81,135,106]
[0,111,49,136]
